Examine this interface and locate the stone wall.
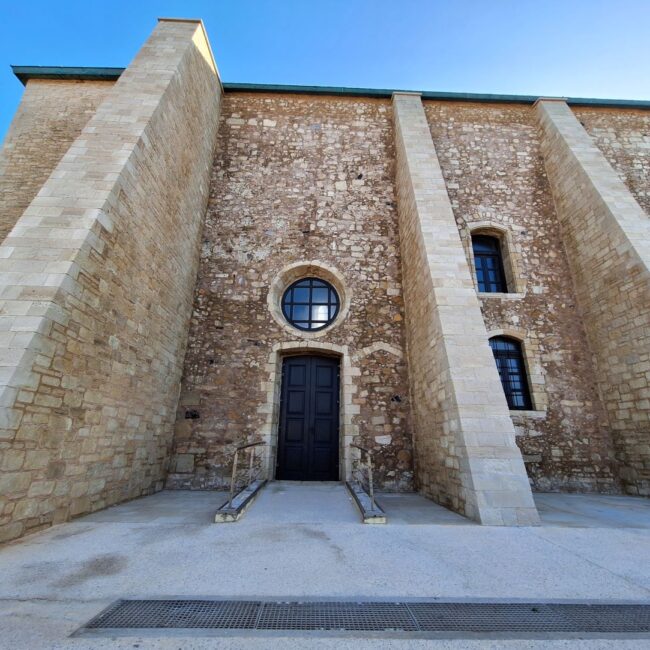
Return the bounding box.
[0,20,222,544]
[423,100,619,493]
[537,99,650,496]
[0,79,115,243]
[393,92,538,525]
[168,91,414,491]
[575,107,649,215]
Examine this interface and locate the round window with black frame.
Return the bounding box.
[281,277,340,331]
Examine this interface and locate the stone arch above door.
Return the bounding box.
[258,341,358,481]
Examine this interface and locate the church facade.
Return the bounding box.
[0,19,649,543]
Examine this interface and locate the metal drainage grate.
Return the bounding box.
[80,599,650,637]
[257,601,417,631]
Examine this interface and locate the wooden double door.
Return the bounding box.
[276,355,340,481]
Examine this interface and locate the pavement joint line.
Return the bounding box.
[6,595,650,605]
[0,596,113,604]
[64,596,650,603]
[72,630,650,641]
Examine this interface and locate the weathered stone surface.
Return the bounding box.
[575,107,650,215]
[423,100,619,493]
[0,19,222,543]
[174,454,195,474]
[392,92,539,525]
[0,79,114,243]
[167,92,413,491]
[537,99,650,496]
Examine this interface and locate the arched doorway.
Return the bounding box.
[276,354,340,481]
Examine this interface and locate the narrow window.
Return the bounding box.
[472,234,508,293]
[489,336,532,410]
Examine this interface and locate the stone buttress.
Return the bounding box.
[393,92,539,525]
[537,99,650,496]
[0,19,222,543]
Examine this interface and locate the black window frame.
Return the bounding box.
[472,234,508,293]
[489,336,533,411]
[281,277,340,332]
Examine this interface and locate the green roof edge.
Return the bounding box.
[223,82,650,108]
[12,65,125,84]
[11,67,650,109]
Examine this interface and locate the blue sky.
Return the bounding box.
[1,0,649,140]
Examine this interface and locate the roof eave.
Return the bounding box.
[10,67,650,109]
[12,65,124,85]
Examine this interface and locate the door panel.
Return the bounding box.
[285,419,304,441]
[277,355,340,481]
[288,364,306,385]
[315,391,332,414]
[313,419,331,442]
[315,365,334,387]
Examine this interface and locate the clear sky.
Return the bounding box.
[1,0,649,140]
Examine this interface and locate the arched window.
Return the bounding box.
[472,234,508,293]
[489,336,532,410]
[282,277,340,331]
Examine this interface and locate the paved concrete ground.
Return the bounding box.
[535,492,650,528]
[1,482,650,649]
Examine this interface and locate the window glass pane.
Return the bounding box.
[489,336,532,410]
[311,305,329,322]
[472,235,500,253]
[312,288,329,303]
[473,235,507,293]
[292,305,308,321]
[292,287,309,302]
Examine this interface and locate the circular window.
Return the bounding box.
[282,278,340,331]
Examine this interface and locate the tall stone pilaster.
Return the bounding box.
[536,99,650,495]
[393,92,539,525]
[0,19,222,543]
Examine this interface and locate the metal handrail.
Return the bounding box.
[350,443,376,510]
[228,441,265,509]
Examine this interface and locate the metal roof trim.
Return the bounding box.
[10,68,650,108]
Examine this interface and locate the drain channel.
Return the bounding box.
[77,599,650,637]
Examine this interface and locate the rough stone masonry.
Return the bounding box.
[0,19,648,542]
